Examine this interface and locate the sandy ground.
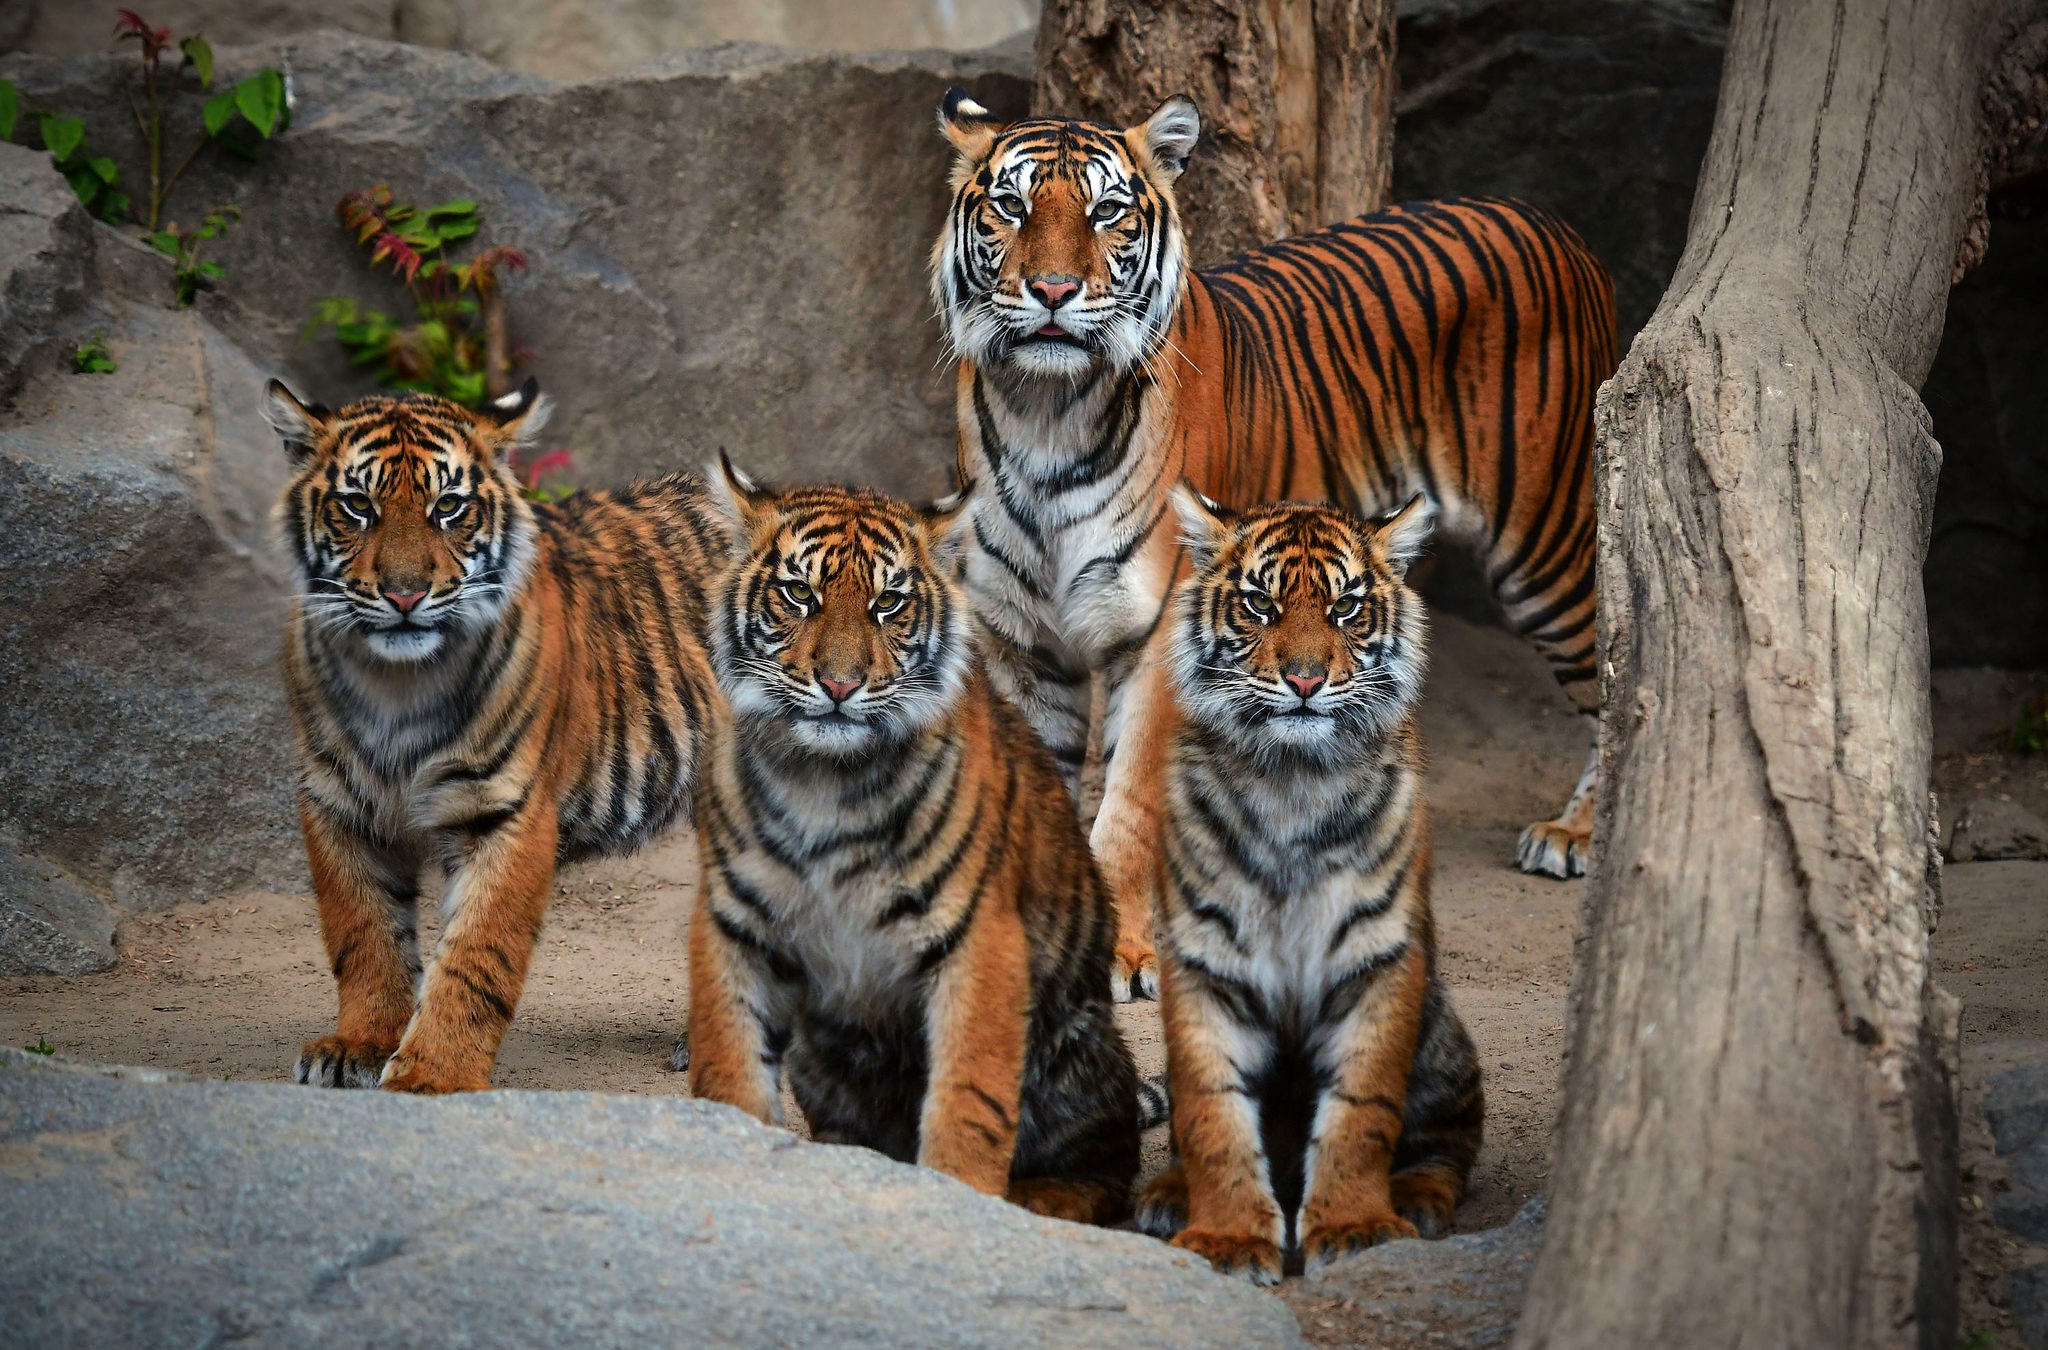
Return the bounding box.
[5,614,2043,1343]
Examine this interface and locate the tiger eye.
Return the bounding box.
[780,580,815,606]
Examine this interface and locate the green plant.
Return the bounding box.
[1960,1332,1996,1350]
[147,205,238,305]
[0,9,286,239]
[2016,694,2048,754]
[509,448,576,503]
[303,185,527,406]
[74,332,118,373]
[24,1035,55,1056]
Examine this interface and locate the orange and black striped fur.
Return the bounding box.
[266,380,723,1094]
[1134,494,1483,1283]
[687,466,1139,1223]
[931,91,1617,1000]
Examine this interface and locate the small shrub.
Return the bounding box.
[147,204,238,305]
[24,1035,55,1056]
[74,332,118,374]
[508,448,576,503]
[303,185,527,406]
[2015,694,2048,755]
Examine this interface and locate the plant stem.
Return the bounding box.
[482,285,510,398]
[158,138,208,218]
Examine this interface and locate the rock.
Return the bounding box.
[0,140,94,403]
[1392,0,1727,353]
[2012,1261,2048,1350]
[0,838,118,975]
[0,33,1032,501]
[0,1047,1302,1349]
[1988,1058,2048,1245]
[1299,1194,1543,1348]
[0,160,302,913]
[1949,798,2048,863]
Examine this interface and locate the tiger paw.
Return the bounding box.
[1007,1177,1122,1226]
[1301,1212,1418,1274]
[1391,1170,1462,1240]
[1134,1165,1189,1238]
[1514,819,1589,879]
[376,1051,489,1095]
[1170,1228,1283,1286]
[293,1035,395,1089]
[1111,935,1160,1003]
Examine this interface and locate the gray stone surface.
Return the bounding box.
[2013,1261,2048,1350]
[1300,1194,1542,1348]
[0,33,1032,501]
[1950,798,2048,863]
[1988,1058,2048,1245]
[0,1047,1302,1349]
[0,139,93,404]
[0,156,301,917]
[0,839,117,975]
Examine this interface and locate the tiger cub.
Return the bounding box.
[1135,491,1484,1283]
[265,380,724,1095]
[687,464,1139,1223]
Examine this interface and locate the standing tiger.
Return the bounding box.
[1136,492,1483,1283]
[687,467,1140,1223]
[931,90,1618,999]
[265,380,724,1094]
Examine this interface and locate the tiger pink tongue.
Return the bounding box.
[1036,323,1065,336]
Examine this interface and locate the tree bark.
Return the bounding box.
[1034,0,1395,266]
[1514,3,2043,1347]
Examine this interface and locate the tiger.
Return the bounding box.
[264,379,725,1094]
[930,89,1618,1000]
[1134,490,1484,1284]
[686,464,1140,1224]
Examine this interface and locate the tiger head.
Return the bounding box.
[265,380,549,664]
[930,88,1201,381]
[709,458,973,758]
[1170,491,1435,763]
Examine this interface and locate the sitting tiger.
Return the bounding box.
[264,379,724,1094]
[931,90,1618,1001]
[686,464,1140,1223]
[1135,491,1483,1284]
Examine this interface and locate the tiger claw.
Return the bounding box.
[1515,820,1589,879]
[1111,941,1159,1003]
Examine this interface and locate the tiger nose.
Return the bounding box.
[383,588,428,614]
[1029,274,1080,309]
[819,675,863,704]
[1283,663,1326,699]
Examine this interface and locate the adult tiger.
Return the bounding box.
[265,380,724,1094]
[930,90,1617,999]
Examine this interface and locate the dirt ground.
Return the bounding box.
[4,615,2043,1344]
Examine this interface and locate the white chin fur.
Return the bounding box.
[364,627,446,662]
[1001,338,1098,380]
[787,717,878,756]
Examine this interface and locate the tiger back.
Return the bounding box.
[930,91,1618,1003]
[266,380,723,1095]
[1134,491,1483,1284]
[686,466,1140,1224]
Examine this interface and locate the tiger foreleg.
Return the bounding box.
[917,895,1030,1199]
[1158,957,1284,1285]
[1299,944,1429,1273]
[1093,649,1174,1001]
[295,801,420,1089]
[686,854,784,1125]
[380,799,559,1094]
[977,622,1093,799]
[1515,719,1597,879]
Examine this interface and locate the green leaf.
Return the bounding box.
[233,70,284,139]
[0,82,19,143]
[197,260,225,279]
[146,231,181,258]
[446,370,486,405]
[425,200,478,221]
[39,115,84,164]
[181,36,214,88]
[97,190,131,224]
[61,162,104,208]
[433,217,478,242]
[87,156,119,184]
[203,90,236,137]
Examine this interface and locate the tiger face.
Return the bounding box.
[930,88,1200,381]
[710,460,973,757]
[1170,491,1435,763]
[265,381,547,663]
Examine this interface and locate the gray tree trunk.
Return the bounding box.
[1514,2,2046,1347]
[1033,0,1395,265]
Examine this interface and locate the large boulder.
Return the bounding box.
[1,33,1032,499]
[0,1047,1302,1349]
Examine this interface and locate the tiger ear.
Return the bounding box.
[938,86,1004,167]
[478,376,552,461]
[707,450,775,556]
[262,379,332,464]
[921,478,975,568]
[1171,482,1234,569]
[1131,95,1200,184]
[1371,492,1437,579]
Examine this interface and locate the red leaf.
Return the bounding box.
[371,231,422,285]
[114,9,149,35]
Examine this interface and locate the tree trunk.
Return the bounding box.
[1515,3,2043,1347]
[1034,0,1395,265]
